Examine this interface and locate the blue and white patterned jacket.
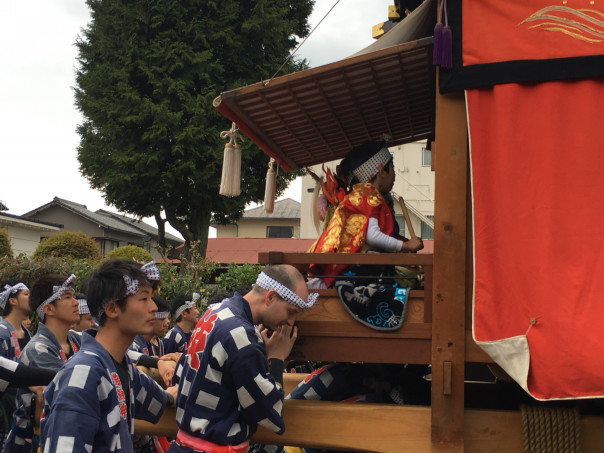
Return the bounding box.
[171,293,285,449]
[0,320,32,363]
[40,332,167,452]
[162,324,190,354]
[4,323,81,453]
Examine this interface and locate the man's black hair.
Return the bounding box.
[0,279,26,317]
[29,274,72,322]
[84,259,150,327]
[336,140,392,188]
[152,294,170,313]
[170,294,190,322]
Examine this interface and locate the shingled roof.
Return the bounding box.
[242,198,300,219]
[97,209,182,244]
[23,197,182,243]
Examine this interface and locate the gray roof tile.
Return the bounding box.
[242,198,300,219]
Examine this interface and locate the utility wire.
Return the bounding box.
[264,0,342,86]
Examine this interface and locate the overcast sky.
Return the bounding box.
[0,0,393,236]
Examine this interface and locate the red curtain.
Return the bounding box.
[468,78,604,399]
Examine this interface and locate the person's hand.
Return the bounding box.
[160,352,181,363]
[165,385,178,406]
[261,324,297,362]
[157,359,176,387]
[402,236,424,253]
[28,386,45,401]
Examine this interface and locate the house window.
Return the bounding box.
[422,147,431,166]
[266,226,293,238]
[421,215,434,239]
[395,215,406,237]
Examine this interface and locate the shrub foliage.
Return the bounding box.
[0,228,12,258]
[33,231,101,261]
[107,245,153,263]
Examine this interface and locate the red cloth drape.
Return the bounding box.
[468,78,604,400]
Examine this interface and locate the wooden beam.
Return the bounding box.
[134,402,604,452]
[431,79,468,449]
[258,251,433,266]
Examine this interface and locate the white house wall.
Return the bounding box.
[4,225,55,256]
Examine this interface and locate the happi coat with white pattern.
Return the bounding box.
[169,292,285,451]
[4,323,82,453]
[162,324,190,354]
[40,332,167,452]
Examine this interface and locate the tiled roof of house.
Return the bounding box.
[0,211,63,230]
[96,209,182,244]
[23,197,149,238]
[242,198,300,219]
[205,237,432,264]
[205,237,315,264]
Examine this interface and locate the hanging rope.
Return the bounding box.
[219,123,245,197]
[521,405,581,453]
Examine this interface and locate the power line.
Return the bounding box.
[264,0,342,86]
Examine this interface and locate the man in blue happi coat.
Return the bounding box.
[169,264,317,453]
[40,259,177,452]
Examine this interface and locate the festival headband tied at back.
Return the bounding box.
[0,283,28,310]
[255,272,318,311]
[141,261,160,282]
[122,261,160,297]
[174,293,200,319]
[350,146,392,185]
[36,274,76,319]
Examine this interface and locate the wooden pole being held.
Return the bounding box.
[398,196,416,237]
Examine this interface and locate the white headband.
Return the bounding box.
[350,147,392,185]
[141,261,160,282]
[174,293,200,319]
[0,283,28,310]
[155,311,169,319]
[255,272,318,311]
[77,297,90,315]
[36,274,76,319]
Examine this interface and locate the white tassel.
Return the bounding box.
[232,143,241,192]
[219,123,244,197]
[219,143,237,196]
[264,159,277,213]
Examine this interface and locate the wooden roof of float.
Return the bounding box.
[214,37,434,171]
[213,0,436,171]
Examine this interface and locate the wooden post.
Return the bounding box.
[431,80,468,450]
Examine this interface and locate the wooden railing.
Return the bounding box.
[132,251,604,451]
[258,252,434,365]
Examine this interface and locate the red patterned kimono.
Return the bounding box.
[308,183,396,287]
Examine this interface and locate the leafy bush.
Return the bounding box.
[156,241,216,305]
[0,255,96,291]
[107,245,153,262]
[33,231,101,261]
[214,263,262,292]
[0,228,12,258]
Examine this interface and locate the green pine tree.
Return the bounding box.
[75,0,312,257]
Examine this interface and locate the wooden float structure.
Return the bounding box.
[134,2,604,450]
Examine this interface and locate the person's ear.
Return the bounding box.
[265,290,275,307]
[103,300,120,320]
[42,303,54,318]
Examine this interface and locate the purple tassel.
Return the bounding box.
[441,25,452,68]
[433,22,443,65]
